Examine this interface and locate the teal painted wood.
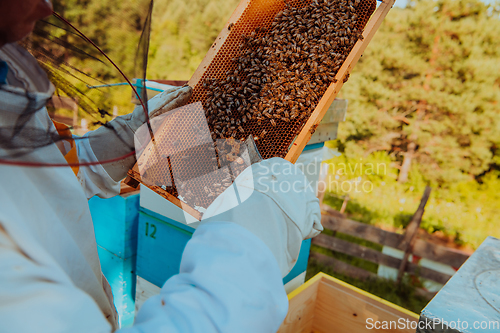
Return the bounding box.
[136,207,311,288]
[89,194,140,259]
[283,238,311,285]
[136,209,194,287]
[89,193,140,328]
[97,246,136,328]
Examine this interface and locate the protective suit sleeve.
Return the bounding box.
[75,134,122,199]
[0,225,112,333]
[120,222,289,333]
[70,86,190,199]
[0,220,287,333]
[87,86,192,182]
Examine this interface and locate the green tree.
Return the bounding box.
[147,0,240,80]
[339,0,500,185]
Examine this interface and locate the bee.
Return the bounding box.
[228,22,234,30]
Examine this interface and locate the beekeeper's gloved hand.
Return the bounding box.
[202,157,323,277]
[88,86,192,181]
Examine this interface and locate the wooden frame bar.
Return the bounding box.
[127,169,202,221]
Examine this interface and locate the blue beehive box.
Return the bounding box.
[89,193,140,328]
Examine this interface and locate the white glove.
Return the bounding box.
[202,157,323,277]
[88,86,192,181]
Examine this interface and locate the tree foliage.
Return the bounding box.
[339,0,500,185]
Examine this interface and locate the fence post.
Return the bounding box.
[396,186,432,284]
[72,98,79,129]
[339,194,350,214]
[317,163,329,204]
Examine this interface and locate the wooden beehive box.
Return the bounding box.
[278,273,419,333]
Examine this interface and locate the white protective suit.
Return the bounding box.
[0,43,322,333]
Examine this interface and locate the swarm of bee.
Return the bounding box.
[202,0,370,158]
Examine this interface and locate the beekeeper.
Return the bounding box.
[0,0,323,332]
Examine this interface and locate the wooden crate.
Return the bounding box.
[278,273,419,333]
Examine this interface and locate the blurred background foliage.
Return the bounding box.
[329,0,500,249]
[42,0,500,249]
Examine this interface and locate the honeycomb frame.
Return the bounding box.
[127,0,396,220]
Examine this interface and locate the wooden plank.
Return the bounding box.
[127,169,202,221]
[135,276,161,313]
[120,180,140,195]
[412,239,469,269]
[313,235,453,284]
[314,273,420,319]
[313,234,402,268]
[277,277,320,333]
[313,276,418,333]
[285,0,397,163]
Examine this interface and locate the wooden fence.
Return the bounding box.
[311,188,470,298]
